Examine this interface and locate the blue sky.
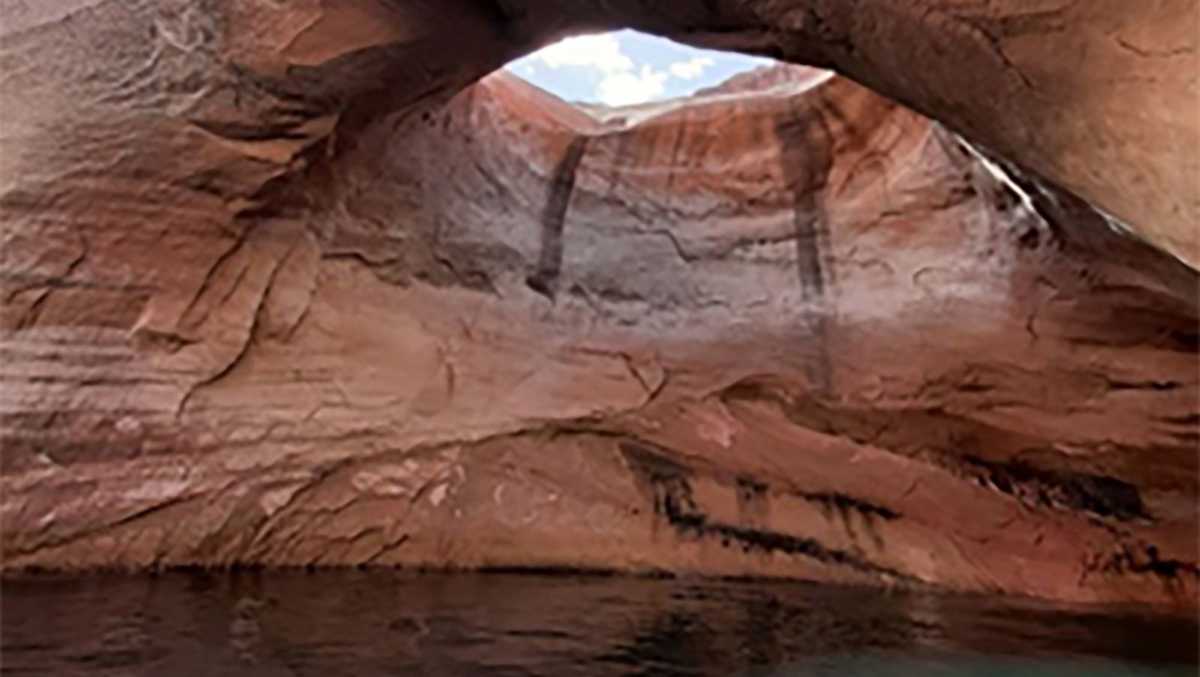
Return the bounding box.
[506,30,773,106]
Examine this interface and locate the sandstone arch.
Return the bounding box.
[1,1,1196,608]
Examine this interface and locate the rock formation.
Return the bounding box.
[1,1,1197,609]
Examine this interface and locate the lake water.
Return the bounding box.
[2,571,1195,676]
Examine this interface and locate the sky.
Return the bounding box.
[505,29,774,107]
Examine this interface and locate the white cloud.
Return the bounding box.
[596,65,669,106]
[531,33,669,106]
[535,33,633,73]
[510,30,763,107]
[669,56,715,80]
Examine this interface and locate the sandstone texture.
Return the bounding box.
[1,1,1197,610]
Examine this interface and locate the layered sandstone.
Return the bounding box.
[3,1,1194,272]
[3,48,1197,610]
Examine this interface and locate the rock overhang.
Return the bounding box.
[0,1,1196,610]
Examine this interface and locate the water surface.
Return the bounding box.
[2,571,1195,676]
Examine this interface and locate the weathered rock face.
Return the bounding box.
[4,62,1197,607]
[1,2,1197,609]
[2,1,1194,267]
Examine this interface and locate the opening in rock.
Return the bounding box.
[410,32,846,314]
[505,29,776,107]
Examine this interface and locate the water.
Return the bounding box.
[2,571,1195,676]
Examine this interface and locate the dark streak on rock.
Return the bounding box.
[965,456,1148,522]
[774,98,837,392]
[718,376,1182,521]
[1160,413,1200,426]
[618,441,915,582]
[774,103,834,301]
[1105,379,1181,392]
[803,493,900,521]
[527,136,589,300]
[1087,542,1200,584]
[736,476,769,528]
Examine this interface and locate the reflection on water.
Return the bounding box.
[1,571,1195,676]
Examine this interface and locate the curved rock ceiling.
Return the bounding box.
[0,1,1196,608]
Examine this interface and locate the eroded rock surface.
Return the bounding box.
[3,50,1196,609]
[3,1,1195,272]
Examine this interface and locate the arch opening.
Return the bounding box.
[504,29,776,107]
